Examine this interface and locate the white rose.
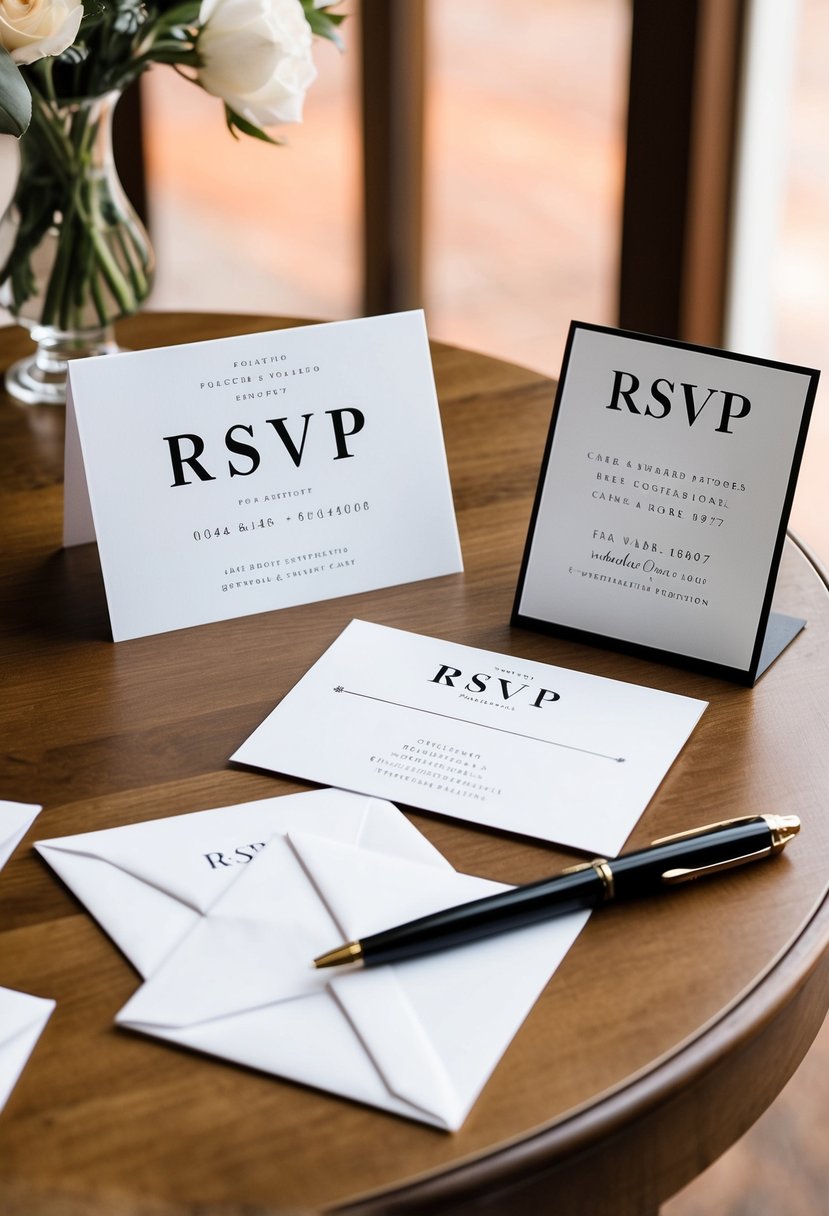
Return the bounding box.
[197,0,317,128]
[0,0,83,66]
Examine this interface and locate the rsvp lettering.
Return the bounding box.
[430,664,560,709]
[203,842,267,870]
[163,407,365,487]
[606,370,751,434]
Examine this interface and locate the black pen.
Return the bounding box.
[314,814,800,969]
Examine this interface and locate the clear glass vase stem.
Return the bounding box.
[4,323,122,406]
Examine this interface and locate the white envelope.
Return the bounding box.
[116,832,589,1130]
[0,987,55,1114]
[1,801,41,872]
[36,789,450,978]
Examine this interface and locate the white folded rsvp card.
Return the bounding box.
[63,312,462,641]
[232,621,707,855]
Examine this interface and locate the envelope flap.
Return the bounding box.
[0,988,55,1113]
[332,908,595,1130]
[330,969,461,1128]
[1,801,41,869]
[117,835,498,1033]
[355,798,452,870]
[0,987,55,1052]
[34,839,201,978]
[116,836,338,1028]
[36,790,444,920]
[288,832,504,943]
[37,791,451,982]
[117,916,331,1028]
[290,836,593,1129]
[37,819,239,915]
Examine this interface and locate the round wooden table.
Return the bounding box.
[2,313,828,1215]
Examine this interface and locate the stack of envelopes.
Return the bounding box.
[1,801,54,1114]
[37,788,589,1129]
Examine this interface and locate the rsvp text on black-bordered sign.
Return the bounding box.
[512,322,819,685]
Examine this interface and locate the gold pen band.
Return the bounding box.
[590,859,615,901]
[561,856,615,900]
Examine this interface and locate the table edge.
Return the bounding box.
[331,535,829,1211]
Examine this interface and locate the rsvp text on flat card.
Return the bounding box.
[64,312,462,641]
[231,620,707,856]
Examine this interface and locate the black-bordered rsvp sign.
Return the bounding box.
[512,322,820,685]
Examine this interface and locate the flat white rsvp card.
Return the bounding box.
[64,312,462,641]
[232,620,707,855]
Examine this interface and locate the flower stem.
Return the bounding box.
[0,91,154,333]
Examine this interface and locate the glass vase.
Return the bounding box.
[0,90,154,406]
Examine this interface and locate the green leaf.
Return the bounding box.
[0,48,31,137]
[156,0,200,17]
[224,105,282,145]
[301,2,347,49]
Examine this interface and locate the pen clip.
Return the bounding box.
[650,815,757,846]
[652,814,799,853]
[661,845,772,885]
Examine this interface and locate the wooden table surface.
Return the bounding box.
[2,313,829,1216]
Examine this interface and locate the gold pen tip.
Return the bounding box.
[314,941,363,969]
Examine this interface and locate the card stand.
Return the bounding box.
[755,611,806,681]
